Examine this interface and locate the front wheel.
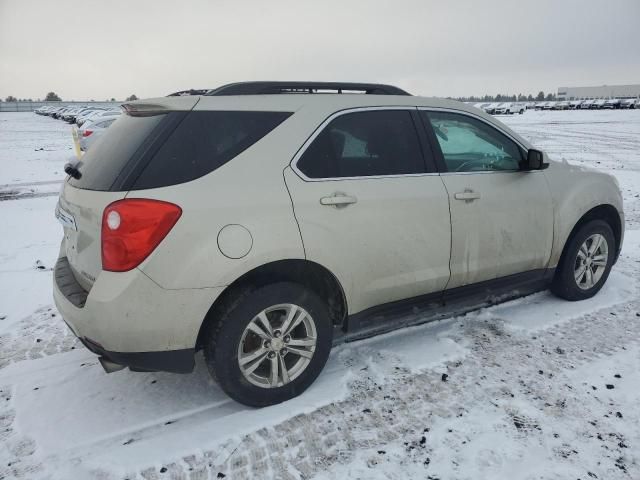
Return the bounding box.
[203,282,333,407]
[551,220,615,301]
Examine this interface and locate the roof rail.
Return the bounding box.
[204,81,411,96]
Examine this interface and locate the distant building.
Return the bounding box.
[557,84,640,100]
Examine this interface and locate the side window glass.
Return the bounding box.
[296,110,424,178]
[423,111,523,172]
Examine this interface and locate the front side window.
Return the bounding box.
[296,110,424,179]
[423,111,523,172]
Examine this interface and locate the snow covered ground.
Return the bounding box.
[0,109,639,480]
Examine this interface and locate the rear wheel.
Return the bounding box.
[203,282,333,407]
[551,220,615,301]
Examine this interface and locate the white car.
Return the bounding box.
[78,117,118,151]
[494,102,525,114]
[620,99,638,109]
[482,102,501,114]
[53,81,624,407]
[580,100,595,109]
[78,109,121,126]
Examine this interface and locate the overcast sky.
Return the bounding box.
[1,0,639,101]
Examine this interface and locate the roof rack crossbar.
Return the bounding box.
[202,81,411,96]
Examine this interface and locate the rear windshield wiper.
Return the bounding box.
[64,159,82,180]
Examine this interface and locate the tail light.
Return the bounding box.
[82,129,93,137]
[102,199,182,272]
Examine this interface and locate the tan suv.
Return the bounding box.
[53,82,624,406]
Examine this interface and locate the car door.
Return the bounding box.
[420,109,554,288]
[284,108,452,315]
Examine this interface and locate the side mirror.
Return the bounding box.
[525,149,547,170]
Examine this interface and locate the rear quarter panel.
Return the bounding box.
[135,109,320,290]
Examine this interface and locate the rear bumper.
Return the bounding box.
[53,255,224,372]
[77,335,194,373]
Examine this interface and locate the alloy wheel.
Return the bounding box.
[574,233,609,290]
[237,303,317,388]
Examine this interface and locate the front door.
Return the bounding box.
[421,110,554,288]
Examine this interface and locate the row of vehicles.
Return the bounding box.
[471,98,639,114]
[533,98,639,110]
[35,104,121,151]
[472,102,527,115]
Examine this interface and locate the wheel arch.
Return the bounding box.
[196,259,348,350]
[557,204,622,269]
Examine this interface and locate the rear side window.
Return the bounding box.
[132,111,292,189]
[296,110,424,179]
[68,114,166,191]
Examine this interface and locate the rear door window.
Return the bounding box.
[296,110,425,179]
[131,111,292,189]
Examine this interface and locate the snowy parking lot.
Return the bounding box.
[1,109,639,479]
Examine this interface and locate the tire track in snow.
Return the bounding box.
[108,300,640,480]
[0,306,79,371]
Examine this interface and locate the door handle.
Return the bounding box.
[454,189,481,202]
[320,193,358,208]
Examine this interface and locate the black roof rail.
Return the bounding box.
[167,89,212,97]
[204,81,411,96]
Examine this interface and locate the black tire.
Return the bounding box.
[203,282,333,407]
[551,220,615,301]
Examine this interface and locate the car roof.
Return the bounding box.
[124,92,534,150]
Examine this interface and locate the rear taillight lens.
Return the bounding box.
[83,129,93,137]
[101,199,182,272]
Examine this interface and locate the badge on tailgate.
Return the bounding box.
[55,203,77,231]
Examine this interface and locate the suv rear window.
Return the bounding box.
[68,113,166,191]
[131,111,292,190]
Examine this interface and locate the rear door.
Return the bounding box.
[420,109,553,288]
[285,108,452,315]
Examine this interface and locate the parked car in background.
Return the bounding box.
[494,102,525,114]
[592,99,607,109]
[75,108,107,125]
[554,101,570,110]
[482,102,501,114]
[580,100,595,109]
[543,101,557,110]
[603,98,621,109]
[53,81,624,407]
[620,99,638,109]
[569,100,583,109]
[78,109,121,126]
[78,117,118,151]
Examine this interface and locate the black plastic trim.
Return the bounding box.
[338,269,552,343]
[80,336,195,374]
[410,109,439,173]
[54,257,89,308]
[112,111,189,191]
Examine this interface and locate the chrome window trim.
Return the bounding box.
[290,106,436,182]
